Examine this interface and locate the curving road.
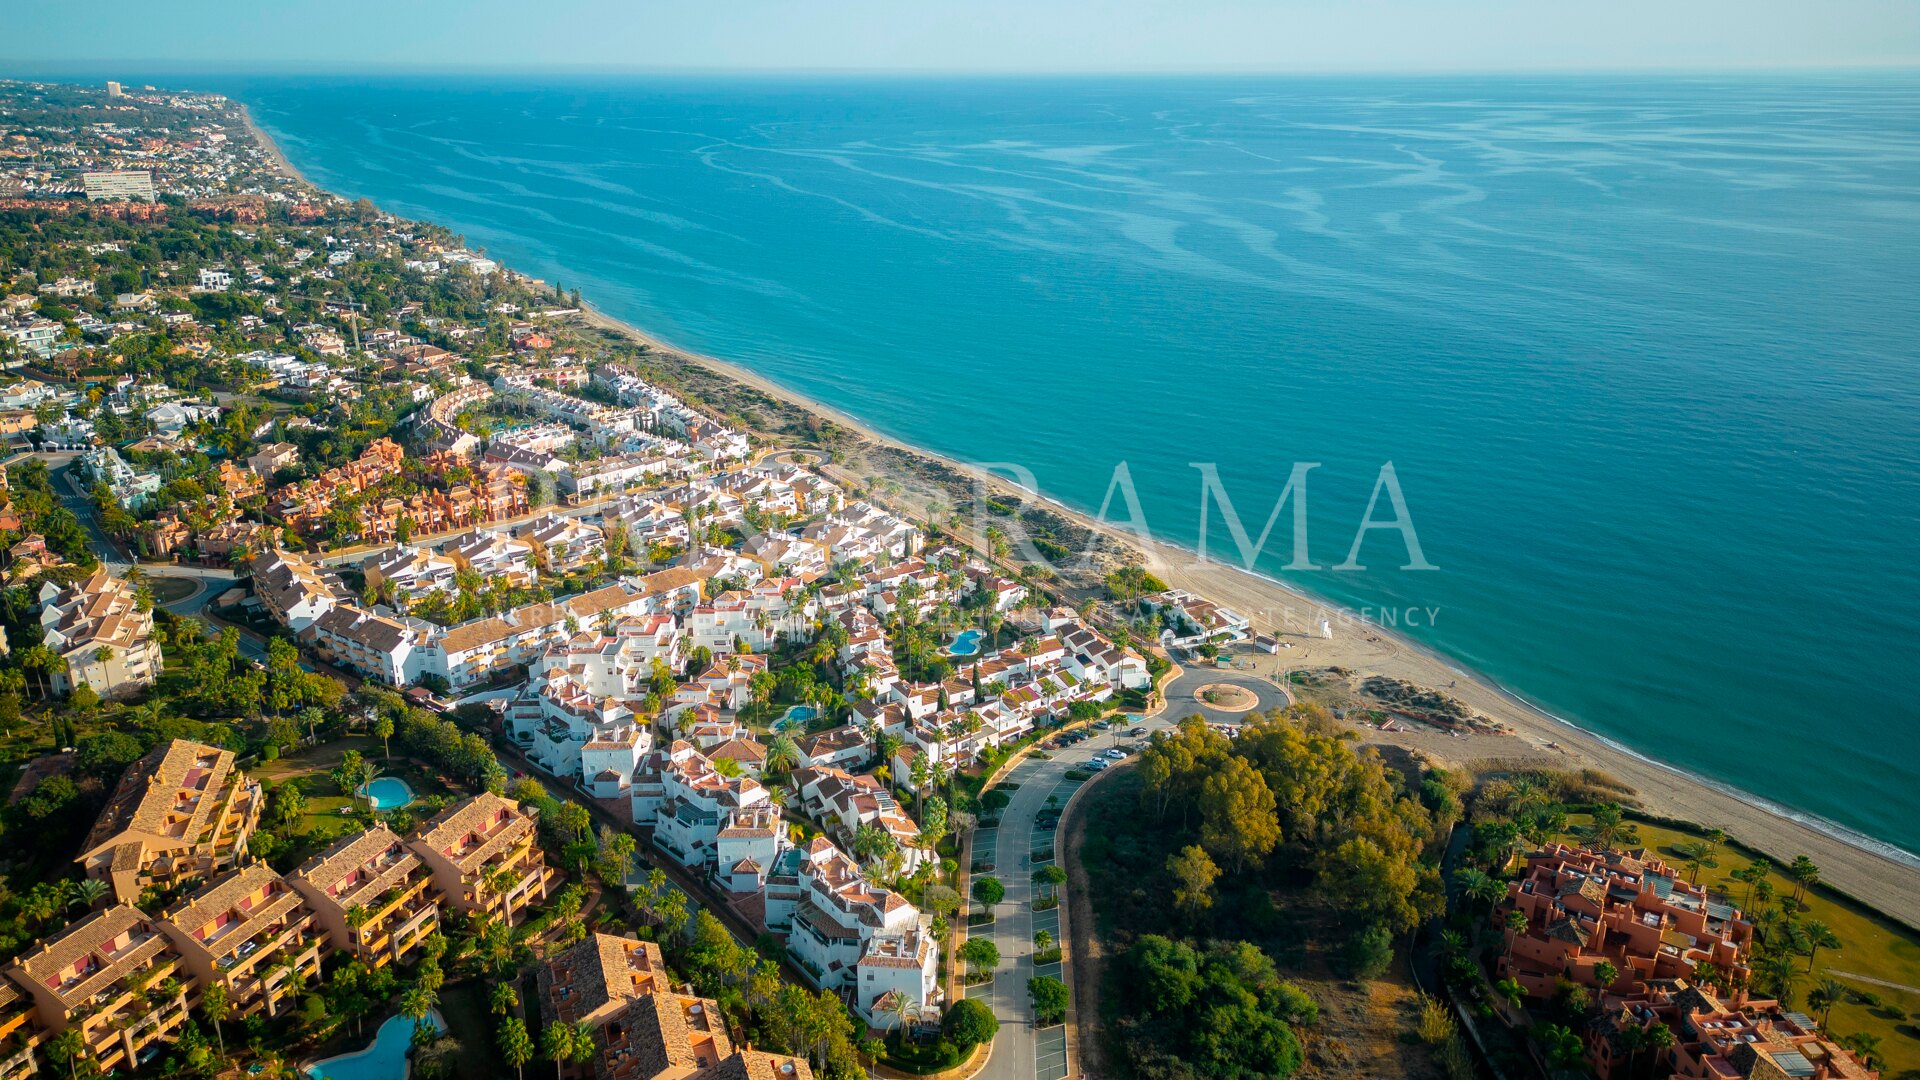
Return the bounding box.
[969,657,1288,1080]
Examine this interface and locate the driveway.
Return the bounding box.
[969,662,1286,1080]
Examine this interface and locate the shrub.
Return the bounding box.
[1341,924,1394,980]
[942,998,999,1049]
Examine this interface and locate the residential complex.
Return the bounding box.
[1498,843,1753,1000]
[536,934,811,1080]
[409,792,557,925]
[75,739,262,905]
[155,864,326,1019]
[37,568,165,698]
[3,906,194,1074]
[286,826,440,969]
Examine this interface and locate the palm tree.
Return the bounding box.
[202,982,230,1055]
[1616,1023,1647,1080]
[66,877,109,911]
[401,986,437,1031]
[499,1017,535,1080]
[47,1028,85,1080]
[1807,979,1848,1031]
[1802,920,1841,970]
[491,981,520,1017]
[1787,856,1820,907]
[1593,959,1618,991]
[1640,1022,1675,1078]
[542,1020,576,1080]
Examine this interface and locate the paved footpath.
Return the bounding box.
[970,663,1288,1080]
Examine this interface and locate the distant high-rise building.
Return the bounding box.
[105,80,123,98]
[81,169,154,202]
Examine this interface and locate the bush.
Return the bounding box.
[1342,924,1395,980]
[942,998,999,1049]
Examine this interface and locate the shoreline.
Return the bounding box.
[243,104,1920,931]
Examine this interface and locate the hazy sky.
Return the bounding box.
[4,0,1918,73]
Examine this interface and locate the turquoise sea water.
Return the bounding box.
[215,74,1919,856]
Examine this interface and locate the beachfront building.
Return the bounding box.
[1583,979,1879,1080]
[76,739,263,905]
[2,906,194,1074]
[286,826,440,969]
[155,864,326,1019]
[1497,843,1754,1000]
[782,838,937,1026]
[36,569,164,698]
[407,793,557,926]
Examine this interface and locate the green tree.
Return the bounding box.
[958,936,999,976]
[1028,976,1069,1024]
[1802,920,1840,970]
[941,998,998,1049]
[491,982,520,1017]
[972,877,1004,906]
[202,981,230,1055]
[1197,756,1279,871]
[1166,844,1219,919]
[542,1020,575,1080]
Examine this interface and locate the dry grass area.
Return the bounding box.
[1290,968,1439,1080]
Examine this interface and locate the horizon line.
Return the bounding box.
[6,60,1920,80]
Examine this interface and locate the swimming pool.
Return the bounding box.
[360,777,415,812]
[947,629,983,657]
[307,1010,445,1080]
[776,705,820,731]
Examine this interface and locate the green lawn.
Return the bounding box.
[1562,813,1920,1079]
[256,735,459,838]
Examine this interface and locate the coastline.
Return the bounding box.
[245,107,1920,931]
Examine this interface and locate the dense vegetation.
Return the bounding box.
[1083,706,1451,1079]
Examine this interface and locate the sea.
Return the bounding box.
[187,73,1920,857]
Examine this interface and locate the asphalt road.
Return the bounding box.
[969,662,1289,1080]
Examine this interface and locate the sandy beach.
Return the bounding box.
[250,113,1920,933]
[576,303,1920,931]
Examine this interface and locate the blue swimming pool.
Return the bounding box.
[307,1010,445,1080]
[947,628,984,657]
[360,777,415,812]
[776,705,820,732]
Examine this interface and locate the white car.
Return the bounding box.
[1104,748,1127,759]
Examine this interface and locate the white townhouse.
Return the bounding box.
[299,606,444,688]
[364,544,459,599]
[504,660,651,786]
[446,528,539,588]
[522,512,605,572]
[787,766,926,872]
[782,838,938,1026]
[687,592,770,655]
[793,725,873,772]
[252,550,344,633]
[633,742,780,877]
